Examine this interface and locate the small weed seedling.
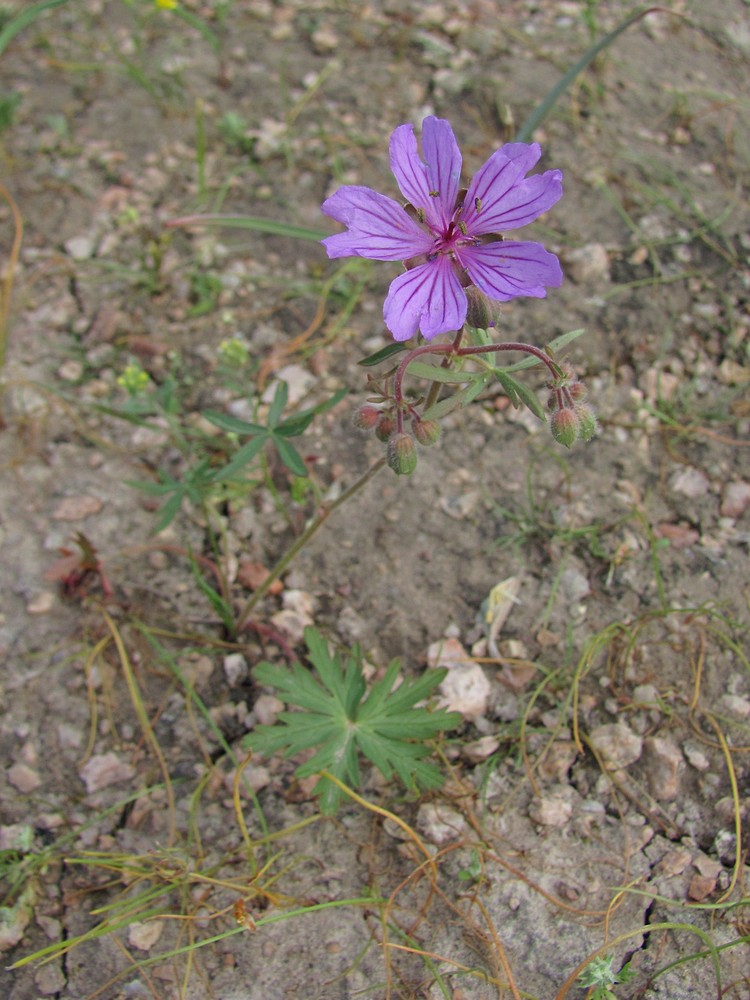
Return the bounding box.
[578,954,635,999]
[245,627,462,814]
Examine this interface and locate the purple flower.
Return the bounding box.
[321,116,563,342]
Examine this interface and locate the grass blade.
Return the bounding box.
[516,6,673,142]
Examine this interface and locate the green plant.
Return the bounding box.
[577,954,635,998]
[203,379,346,481]
[245,627,462,813]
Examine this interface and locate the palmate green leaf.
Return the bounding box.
[244,627,461,813]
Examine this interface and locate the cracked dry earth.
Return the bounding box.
[1,1,750,998]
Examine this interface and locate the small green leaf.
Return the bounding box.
[358,343,410,367]
[202,410,265,435]
[274,437,308,477]
[245,627,460,813]
[212,436,266,482]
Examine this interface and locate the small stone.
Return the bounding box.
[52,495,104,520]
[538,741,578,783]
[65,234,96,260]
[655,847,692,876]
[632,684,660,708]
[227,763,270,796]
[26,591,57,615]
[431,637,490,718]
[563,243,610,283]
[720,481,750,518]
[416,802,467,845]
[8,762,42,793]
[252,693,284,727]
[237,559,283,594]
[223,653,248,687]
[262,365,315,407]
[718,359,750,385]
[683,740,710,771]
[589,722,643,769]
[528,792,573,827]
[688,873,716,901]
[34,962,66,994]
[669,467,710,499]
[643,736,684,800]
[694,853,722,879]
[310,25,339,53]
[560,566,590,604]
[461,735,500,763]
[655,521,700,548]
[79,752,136,793]
[57,359,84,382]
[720,694,750,719]
[128,919,165,951]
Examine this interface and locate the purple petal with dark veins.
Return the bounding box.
[460,240,563,301]
[389,124,433,219]
[383,258,467,341]
[321,186,432,261]
[461,142,562,233]
[420,117,462,229]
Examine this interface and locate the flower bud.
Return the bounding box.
[375,413,395,442]
[412,417,441,446]
[386,432,418,475]
[574,404,597,441]
[568,381,587,402]
[550,407,579,448]
[465,287,499,330]
[353,404,380,430]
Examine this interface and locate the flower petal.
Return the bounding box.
[421,116,462,228]
[321,186,432,261]
[389,118,462,230]
[383,259,467,341]
[461,142,562,233]
[460,240,563,301]
[389,124,432,214]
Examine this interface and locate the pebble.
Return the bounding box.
[128,919,165,951]
[252,693,284,727]
[461,735,500,763]
[35,962,66,994]
[79,752,136,794]
[430,637,490,718]
[8,762,42,793]
[721,481,750,518]
[683,740,710,771]
[223,652,249,687]
[643,736,684,800]
[26,591,57,615]
[669,467,710,499]
[416,802,467,845]
[538,741,578,783]
[528,790,573,827]
[563,243,610,283]
[560,566,590,605]
[262,365,315,407]
[227,763,270,796]
[588,722,643,769]
[310,26,339,53]
[65,234,96,260]
[718,359,750,385]
[720,694,750,719]
[52,495,104,520]
[57,359,84,382]
[237,559,283,594]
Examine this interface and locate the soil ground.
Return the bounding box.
[1,1,749,998]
